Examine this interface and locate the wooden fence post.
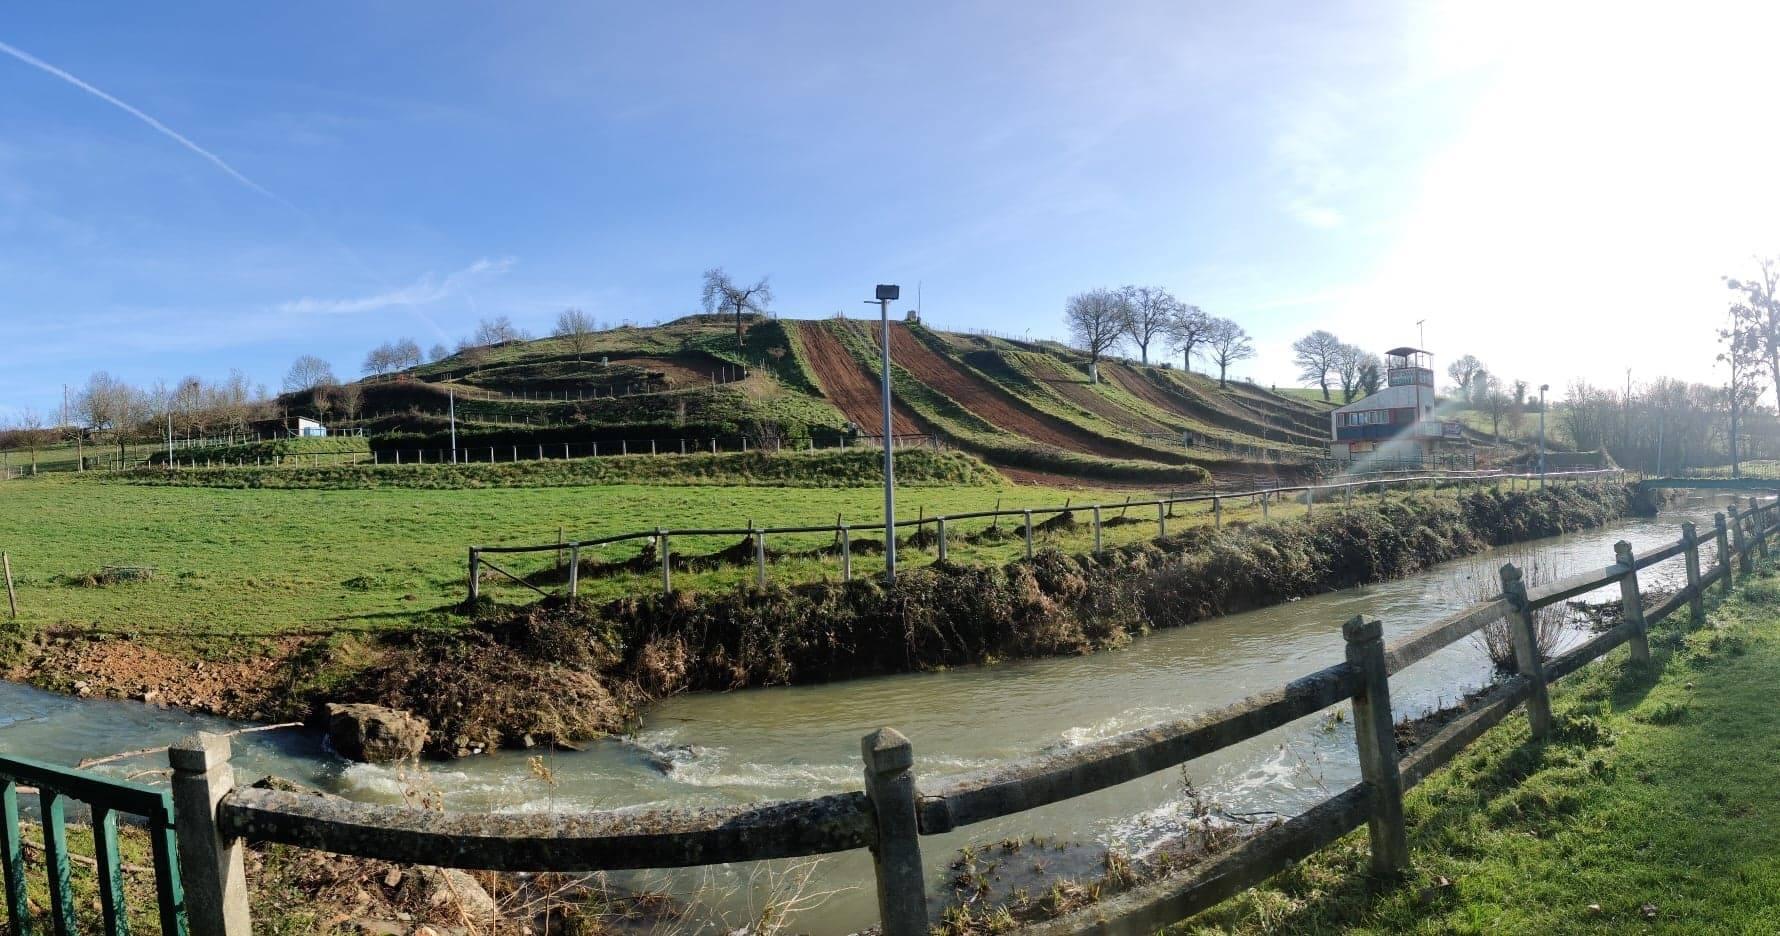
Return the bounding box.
[860,728,929,936]
[1092,506,1102,554]
[1759,499,1774,559]
[1306,485,1315,516]
[1716,512,1733,594]
[169,733,252,936]
[1731,503,1750,575]
[1261,493,1269,520]
[1024,510,1034,559]
[467,548,481,604]
[936,517,948,563]
[2,552,14,619]
[659,529,671,595]
[1614,541,1650,665]
[1213,495,1221,529]
[1498,563,1552,740]
[568,544,580,600]
[1157,502,1167,538]
[1682,521,1704,627]
[1342,616,1408,877]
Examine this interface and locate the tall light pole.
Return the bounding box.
[869,285,900,584]
[1538,383,1549,489]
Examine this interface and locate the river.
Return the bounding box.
[0,494,1729,933]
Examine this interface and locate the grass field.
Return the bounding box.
[1182,560,1780,934]
[0,468,1354,644]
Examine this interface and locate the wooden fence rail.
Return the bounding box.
[468,468,1627,602]
[136,485,1763,936]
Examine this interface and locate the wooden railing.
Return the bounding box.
[467,468,1627,601]
[136,483,1759,935]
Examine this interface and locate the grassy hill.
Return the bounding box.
[257,314,1336,486]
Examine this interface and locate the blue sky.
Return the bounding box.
[2,1,1775,421]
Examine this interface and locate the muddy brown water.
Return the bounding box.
[0,495,1729,933]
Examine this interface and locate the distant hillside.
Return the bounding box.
[291,314,1335,486]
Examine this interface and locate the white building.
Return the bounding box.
[1329,347,1465,462]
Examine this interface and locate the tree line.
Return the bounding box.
[1063,286,1255,387]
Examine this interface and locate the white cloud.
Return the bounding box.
[277,256,515,316]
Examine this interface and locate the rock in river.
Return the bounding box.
[325,703,429,763]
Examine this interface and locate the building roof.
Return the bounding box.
[1385,347,1429,357]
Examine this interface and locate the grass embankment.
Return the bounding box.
[113,448,995,490]
[144,434,371,466]
[1181,563,1780,934]
[821,322,1209,485]
[341,483,1635,756]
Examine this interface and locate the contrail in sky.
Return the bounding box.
[0,38,293,209]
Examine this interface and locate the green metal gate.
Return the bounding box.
[2,754,186,936]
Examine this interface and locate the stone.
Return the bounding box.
[412,866,497,920]
[325,703,429,763]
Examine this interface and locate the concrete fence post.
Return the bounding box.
[1498,563,1553,740]
[659,529,671,595]
[568,544,580,600]
[1614,541,1651,664]
[1716,512,1734,593]
[1157,502,1167,538]
[467,548,481,604]
[841,523,852,581]
[1682,521,1704,627]
[1261,492,1269,520]
[168,733,251,936]
[1023,510,1034,559]
[1342,616,1408,877]
[1306,485,1315,516]
[754,524,767,588]
[1731,503,1751,574]
[936,517,948,563]
[1758,498,1773,560]
[1213,495,1222,528]
[1092,506,1102,554]
[860,728,929,936]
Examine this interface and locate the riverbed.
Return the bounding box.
[0,494,1729,932]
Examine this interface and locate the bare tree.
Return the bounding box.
[11,408,50,472]
[554,307,597,361]
[1291,330,1343,401]
[1120,286,1177,366]
[283,355,337,394]
[1332,343,1378,403]
[470,315,529,347]
[427,342,451,363]
[1166,304,1212,373]
[702,268,773,350]
[1064,288,1129,383]
[1446,354,1484,404]
[77,371,143,464]
[1724,278,1769,477]
[1203,317,1255,388]
[391,338,422,370]
[1727,258,1780,410]
[335,382,364,421]
[362,345,395,377]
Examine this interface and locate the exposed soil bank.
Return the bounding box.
[4,484,1640,758]
[346,483,1641,756]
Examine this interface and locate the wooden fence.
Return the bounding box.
[161,487,1767,936]
[467,468,1627,602]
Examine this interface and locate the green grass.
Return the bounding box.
[0,466,1387,643]
[1179,562,1780,934]
[1273,387,1343,408]
[115,448,999,490]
